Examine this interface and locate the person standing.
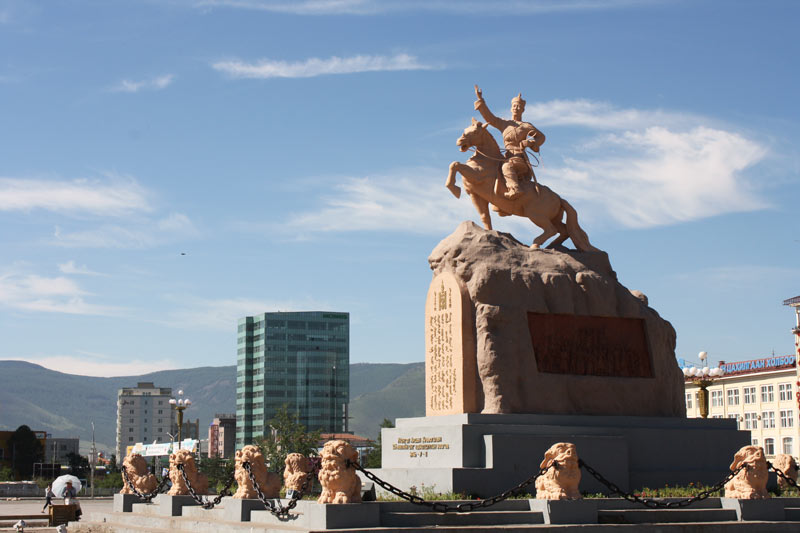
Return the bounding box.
[61,480,81,520]
[41,483,55,513]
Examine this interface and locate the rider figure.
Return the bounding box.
[474,85,545,199]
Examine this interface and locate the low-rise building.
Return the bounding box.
[44,436,79,465]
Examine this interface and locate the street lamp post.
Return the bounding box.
[90,421,96,499]
[683,351,725,418]
[169,389,191,446]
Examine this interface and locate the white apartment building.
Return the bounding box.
[116,382,176,460]
[684,355,798,460]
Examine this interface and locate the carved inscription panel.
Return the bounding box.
[425,271,477,415]
[527,312,654,378]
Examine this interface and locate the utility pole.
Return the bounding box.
[90,421,96,499]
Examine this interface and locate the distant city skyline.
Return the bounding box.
[0,0,798,376]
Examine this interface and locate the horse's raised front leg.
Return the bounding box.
[529,215,558,249]
[446,161,462,199]
[470,193,492,230]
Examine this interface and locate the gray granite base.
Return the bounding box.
[131,494,201,516]
[113,493,145,512]
[220,497,274,521]
[529,499,596,524]
[372,413,750,498]
[721,497,787,521]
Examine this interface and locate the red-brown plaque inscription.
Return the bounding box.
[527,312,653,378]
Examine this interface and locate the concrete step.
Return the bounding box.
[378,499,533,512]
[597,508,738,524]
[591,497,723,510]
[381,510,545,527]
[785,507,800,520]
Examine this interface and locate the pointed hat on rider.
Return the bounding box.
[511,93,526,107]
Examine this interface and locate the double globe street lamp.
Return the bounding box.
[169,389,192,444]
[682,351,725,418]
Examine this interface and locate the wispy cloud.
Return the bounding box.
[527,99,770,227]
[53,212,198,249]
[164,296,327,331]
[525,99,700,131]
[213,53,433,79]
[110,74,175,93]
[17,355,178,377]
[0,269,120,316]
[195,0,656,16]
[58,260,104,276]
[671,265,800,288]
[0,174,151,216]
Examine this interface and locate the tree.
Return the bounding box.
[65,452,90,479]
[254,404,321,475]
[108,454,119,473]
[199,456,234,492]
[0,466,14,481]
[364,418,394,468]
[7,425,44,480]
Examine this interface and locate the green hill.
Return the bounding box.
[0,359,425,454]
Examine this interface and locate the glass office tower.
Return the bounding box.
[235,311,349,447]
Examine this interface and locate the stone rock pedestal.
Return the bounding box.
[371,413,749,498]
[424,222,686,417]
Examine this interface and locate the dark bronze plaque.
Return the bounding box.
[527,312,653,378]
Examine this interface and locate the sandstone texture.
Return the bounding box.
[427,221,685,417]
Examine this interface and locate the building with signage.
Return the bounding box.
[116,382,176,461]
[236,311,350,448]
[208,414,236,458]
[684,354,798,459]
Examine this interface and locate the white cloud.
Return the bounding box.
[195,0,656,15]
[213,53,433,79]
[545,125,768,227]
[0,270,120,316]
[58,260,104,276]
[111,74,175,93]
[165,296,326,331]
[524,99,700,131]
[0,175,151,216]
[52,212,199,249]
[17,355,178,377]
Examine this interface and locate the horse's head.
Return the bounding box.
[457,117,489,152]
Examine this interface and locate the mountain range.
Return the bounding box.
[0,360,424,455]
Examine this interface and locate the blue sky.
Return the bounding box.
[0,0,798,376]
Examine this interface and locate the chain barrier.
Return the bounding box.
[347,459,553,513]
[121,466,170,503]
[579,459,748,509]
[176,463,236,509]
[244,461,317,516]
[768,462,800,491]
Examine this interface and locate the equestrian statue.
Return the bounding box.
[445,85,598,252]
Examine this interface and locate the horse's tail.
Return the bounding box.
[561,199,599,252]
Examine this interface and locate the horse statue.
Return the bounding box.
[445,118,598,252]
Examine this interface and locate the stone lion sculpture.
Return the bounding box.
[317,440,361,504]
[534,442,581,500]
[773,453,798,490]
[120,453,158,495]
[284,453,313,498]
[724,445,769,499]
[167,449,209,496]
[233,445,280,499]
